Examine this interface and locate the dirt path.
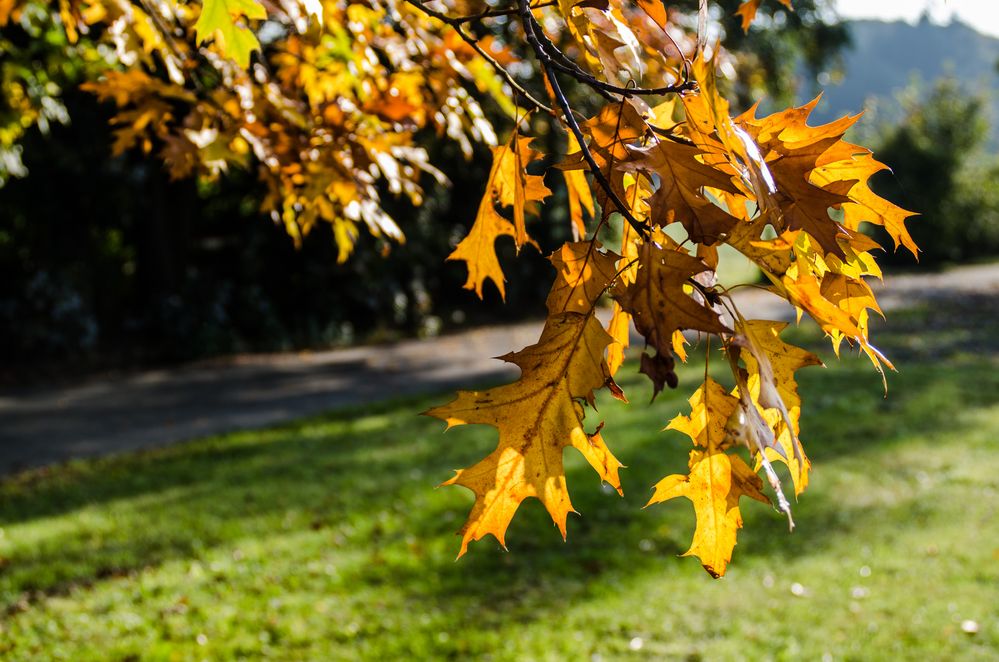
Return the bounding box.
[1,263,996,475]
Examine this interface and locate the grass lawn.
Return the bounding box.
[1,298,997,661]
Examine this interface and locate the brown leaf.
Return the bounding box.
[623,139,741,245]
[639,350,678,401]
[546,241,621,314]
[614,232,730,361]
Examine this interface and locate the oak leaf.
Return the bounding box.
[623,138,741,244]
[448,199,516,300]
[493,135,552,249]
[448,134,549,299]
[735,0,793,33]
[811,146,919,257]
[614,232,730,359]
[736,100,855,257]
[639,351,678,401]
[563,134,596,239]
[427,311,622,556]
[733,320,822,494]
[647,378,769,577]
[605,210,642,376]
[546,241,621,314]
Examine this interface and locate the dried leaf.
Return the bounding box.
[427,311,622,556]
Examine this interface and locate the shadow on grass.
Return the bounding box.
[348,355,996,614]
[1,299,996,618]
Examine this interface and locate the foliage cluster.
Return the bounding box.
[1,0,920,575]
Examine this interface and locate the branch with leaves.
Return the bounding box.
[427,0,916,577]
[1,0,918,577]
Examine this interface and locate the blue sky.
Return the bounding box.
[836,0,999,37]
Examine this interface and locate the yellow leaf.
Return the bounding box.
[194,0,266,68]
[493,135,551,250]
[447,197,515,300]
[546,241,620,314]
[605,186,643,377]
[447,135,548,300]
[606,302,631,377]
[736,320,822,494]
[811,149,919,257]
[648,449,768,577]
[563,133,595,240]
[427,311,621,556]
[665,377,739,450]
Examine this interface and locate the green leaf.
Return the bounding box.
[194,0,267,68]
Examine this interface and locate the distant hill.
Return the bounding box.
[809,17,999,138]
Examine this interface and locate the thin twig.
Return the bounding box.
[530,21,696,97]
[401,0,557,117]
[519,0,649,239]
[453,0,556,23]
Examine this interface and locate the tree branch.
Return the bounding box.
[518,0,649,239]
[453,0,556,24]
[530,22,696,97]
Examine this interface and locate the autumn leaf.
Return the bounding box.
[546,241,620,314]
[647,378,769,577]
[448,134,550,300]
[605,211,641,376]
[42,0,927,577]
[448,198,516,300]
[810,141,920,257]
[493,135,552,250]
[582,101,648,170]
[650,449,768,577]
[623,138,741,245]
[734,100,856,257]
[0,0,16,26]
[639,351,678,401]
[194,0,266,68]
[733,320,822,494]
[563,134,596,240]
[561,101,647,217]
[635,0,668,30]
[614,231,730,358]
[427,311,621,556]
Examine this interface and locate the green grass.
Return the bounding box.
[1,300,997,661]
